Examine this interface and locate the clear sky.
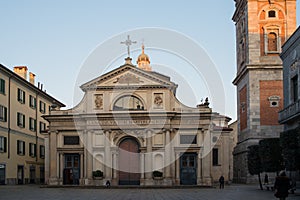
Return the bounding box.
[1,1,299,121]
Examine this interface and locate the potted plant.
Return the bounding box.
[152,170,163,180]
[92,170,103,179]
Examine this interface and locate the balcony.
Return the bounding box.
[279,99,300,124]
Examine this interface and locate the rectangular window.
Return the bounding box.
[29,117,36,131]
[17,112,25,128]
[29,95,36,109]
[17,88,25,104]
[17,140,25,155]
[39,101,46,114]
[64,136,80,145]
[0,79,5,94]
[39,121,46,133]
[212,148,219,166]
[180,135,197,144]
[291,75,298,103]
[40,145,45,158]
[29,143,36,157]
[0,136,7,153]
[0,105,7,122]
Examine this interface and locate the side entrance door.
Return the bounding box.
[180,153,197,185]
[63,154,80,185]
[17,165,24,184]
[0,164,5,185]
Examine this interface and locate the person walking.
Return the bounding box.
[219,175,225,189]
[274,171,290,200]
[264,174,269,185]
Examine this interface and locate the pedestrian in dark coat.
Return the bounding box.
[274,171,290,200]
[219,175,225,189]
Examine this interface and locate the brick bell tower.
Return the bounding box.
[232,0,296,183]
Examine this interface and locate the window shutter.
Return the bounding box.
[4,137,7,153]
[4,107,7,122]
[23,115,25,128]
[0,79,5,93]
[23,142,25,155]
[17,140,20,154]
[29,143,32,156]
[34,144,37,157]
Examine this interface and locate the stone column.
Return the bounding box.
[165,129,171,178]
[59,153,64,179]
[145,130,153,183]
[175,152,180,184]
[85,131,93,184]
[197,150,202,185]
[49,131,58,185]
[140,152,145,179]
[104,130,112,179]
[80,153,84,179]
[202,129,212,186]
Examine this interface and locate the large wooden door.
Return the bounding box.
[119,138,140,185]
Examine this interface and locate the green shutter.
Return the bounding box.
[4,137,7,153]
[23,141,25,155]
[4,107,7,122]
[0,79,5,94]
[17,140,20,154]
[34,144,37,157]
[29,143,32,156]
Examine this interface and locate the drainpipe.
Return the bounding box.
[35,92,38,163]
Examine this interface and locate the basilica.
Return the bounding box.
[44,44,234,186]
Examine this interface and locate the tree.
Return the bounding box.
[248,145,263,190]
[259,138,283,174]
[280,127,300,171]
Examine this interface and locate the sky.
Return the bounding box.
[1,1,300,122]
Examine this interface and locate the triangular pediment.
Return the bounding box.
[80,64,177,91]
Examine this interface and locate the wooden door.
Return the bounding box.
[180,153,197,185]
[119,138,140,185]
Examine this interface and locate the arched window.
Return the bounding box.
[113,95,144,110]
[268,32,277,52]
[268,10,276,18]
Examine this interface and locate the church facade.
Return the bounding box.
[44,46,234,186]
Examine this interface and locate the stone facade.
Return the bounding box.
[0,64,65,185]
[44,49,235,186]
[232,0,296,183]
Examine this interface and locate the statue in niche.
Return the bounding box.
[94,94,103,109]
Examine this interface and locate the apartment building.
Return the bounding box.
[0,64,64,184]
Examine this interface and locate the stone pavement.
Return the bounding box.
[0,184,299,200]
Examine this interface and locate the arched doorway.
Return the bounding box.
[119,137,140,185]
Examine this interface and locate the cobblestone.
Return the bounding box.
[0,184,299,200]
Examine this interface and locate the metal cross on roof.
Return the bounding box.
[120,35,137,58]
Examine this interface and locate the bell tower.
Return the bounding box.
[232,0,296,183]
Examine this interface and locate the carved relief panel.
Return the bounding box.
[153,93,163,109]
[94,94,103,110]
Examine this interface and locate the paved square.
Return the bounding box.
[0,184,299,200]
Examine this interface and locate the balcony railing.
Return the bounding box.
[279,99,300,124]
